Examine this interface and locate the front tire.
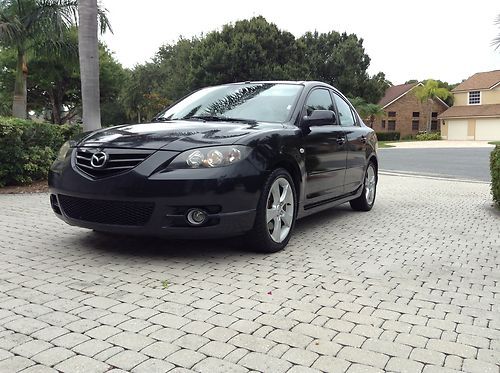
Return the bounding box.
[350,161,377,211]
[246,168,297,253]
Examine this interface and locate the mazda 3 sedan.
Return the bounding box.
[49,81,378,252]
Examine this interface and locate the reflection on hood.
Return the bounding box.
[78,120,277,151]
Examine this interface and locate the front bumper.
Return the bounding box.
[49,149,265,238]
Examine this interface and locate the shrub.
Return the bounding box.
[401,134,416,141]
[376,132,400,141]
[415,132,441,141]
[0,117,82,187]
[491,145,500,208]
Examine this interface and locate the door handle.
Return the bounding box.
[360,135,367,143]
[336,137,346,145]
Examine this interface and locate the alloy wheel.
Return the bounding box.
[365,164,376,205]
[266,177,294,243]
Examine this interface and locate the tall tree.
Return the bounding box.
[298,31,389,102]
[414,80,451,132]
[78,0,103,131]
[189,16,304,87]
[155,37,200,100]
[99,44,128,126]
[362,72,391,104]
[25,31,126,126]
[28,28,80,124]
[0,46,16,116]
[118,16,390,118]
[120,63,168,123]
[0,0,78,118]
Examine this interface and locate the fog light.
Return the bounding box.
[186,209,208,226]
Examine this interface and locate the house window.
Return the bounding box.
[468,91,480,105]
[432,112,438,118]
[412,112,420,118]
[388,120,396,131]
[431,120,438,131]
[388,111,396,117]
[412,120,419,131]
[381,120,386,129]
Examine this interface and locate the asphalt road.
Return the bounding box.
[378,147,492,182]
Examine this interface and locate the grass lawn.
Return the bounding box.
[489,141,500,146]
[378,141,396,148]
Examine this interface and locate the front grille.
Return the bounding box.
[58,195,154,226]
[75,148,153,178]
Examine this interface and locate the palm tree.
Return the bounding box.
[350,97,385,128]
[493,14,500,50]
[414,80,451,132]
[78,0,110,130]
[0,0,78,118]
[364,103,385,128]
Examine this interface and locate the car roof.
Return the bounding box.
[226,80,334,89]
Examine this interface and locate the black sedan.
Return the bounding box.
[49,81,378,252]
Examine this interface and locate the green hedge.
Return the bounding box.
[415,132,441,141]
[491,145,500,208]
[376,132,400,141]
[0,117,82,187]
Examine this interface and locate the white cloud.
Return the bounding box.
[101,0,500,84]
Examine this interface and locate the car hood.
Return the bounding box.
[77,120,281,151]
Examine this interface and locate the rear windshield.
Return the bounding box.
[159,83,303,123]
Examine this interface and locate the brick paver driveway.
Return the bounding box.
[1,175,499,373]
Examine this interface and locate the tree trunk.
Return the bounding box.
[48,88,62,125]
[12,50,28,118]
[78,0,101,131]
[427,99,432,132]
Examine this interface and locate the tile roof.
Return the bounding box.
[452,70,500,92]
[438,103,500,119]
[378,83,418,108]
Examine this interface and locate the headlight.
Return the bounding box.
[56,141,72,162]
[169,145,251,169]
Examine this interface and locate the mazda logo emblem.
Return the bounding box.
[90,151,108,168]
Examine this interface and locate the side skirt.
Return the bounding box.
[296,185,363,219]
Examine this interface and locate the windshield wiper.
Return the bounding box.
[152,117,172,122]
[184,115,257,124]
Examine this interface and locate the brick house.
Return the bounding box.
[439,70,500,140]
[372,83,449,138]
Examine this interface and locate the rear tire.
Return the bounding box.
[245,168,297,253]
[350,161,377,211]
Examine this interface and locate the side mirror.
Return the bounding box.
[302,110,337,127]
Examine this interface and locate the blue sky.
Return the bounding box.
[101,0,500,85]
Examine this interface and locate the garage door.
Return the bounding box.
[475,118,500,140]
[447,120,468,140]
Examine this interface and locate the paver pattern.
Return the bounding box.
[0,175,499,373]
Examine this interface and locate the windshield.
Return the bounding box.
[158,83,303,123]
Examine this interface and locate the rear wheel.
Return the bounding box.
[350,161,377,211]
[246,168,296,253]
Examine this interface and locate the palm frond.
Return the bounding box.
[0,13,23,44]
[31,37,78,60]
[435,87,451,100]
[72,1,112,34]
[31,0,78,38]
[493,14,500,50]
[97,2,112,34]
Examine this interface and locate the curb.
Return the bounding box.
[379,170,490,184]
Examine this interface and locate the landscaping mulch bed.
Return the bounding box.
[0,180,49,194]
